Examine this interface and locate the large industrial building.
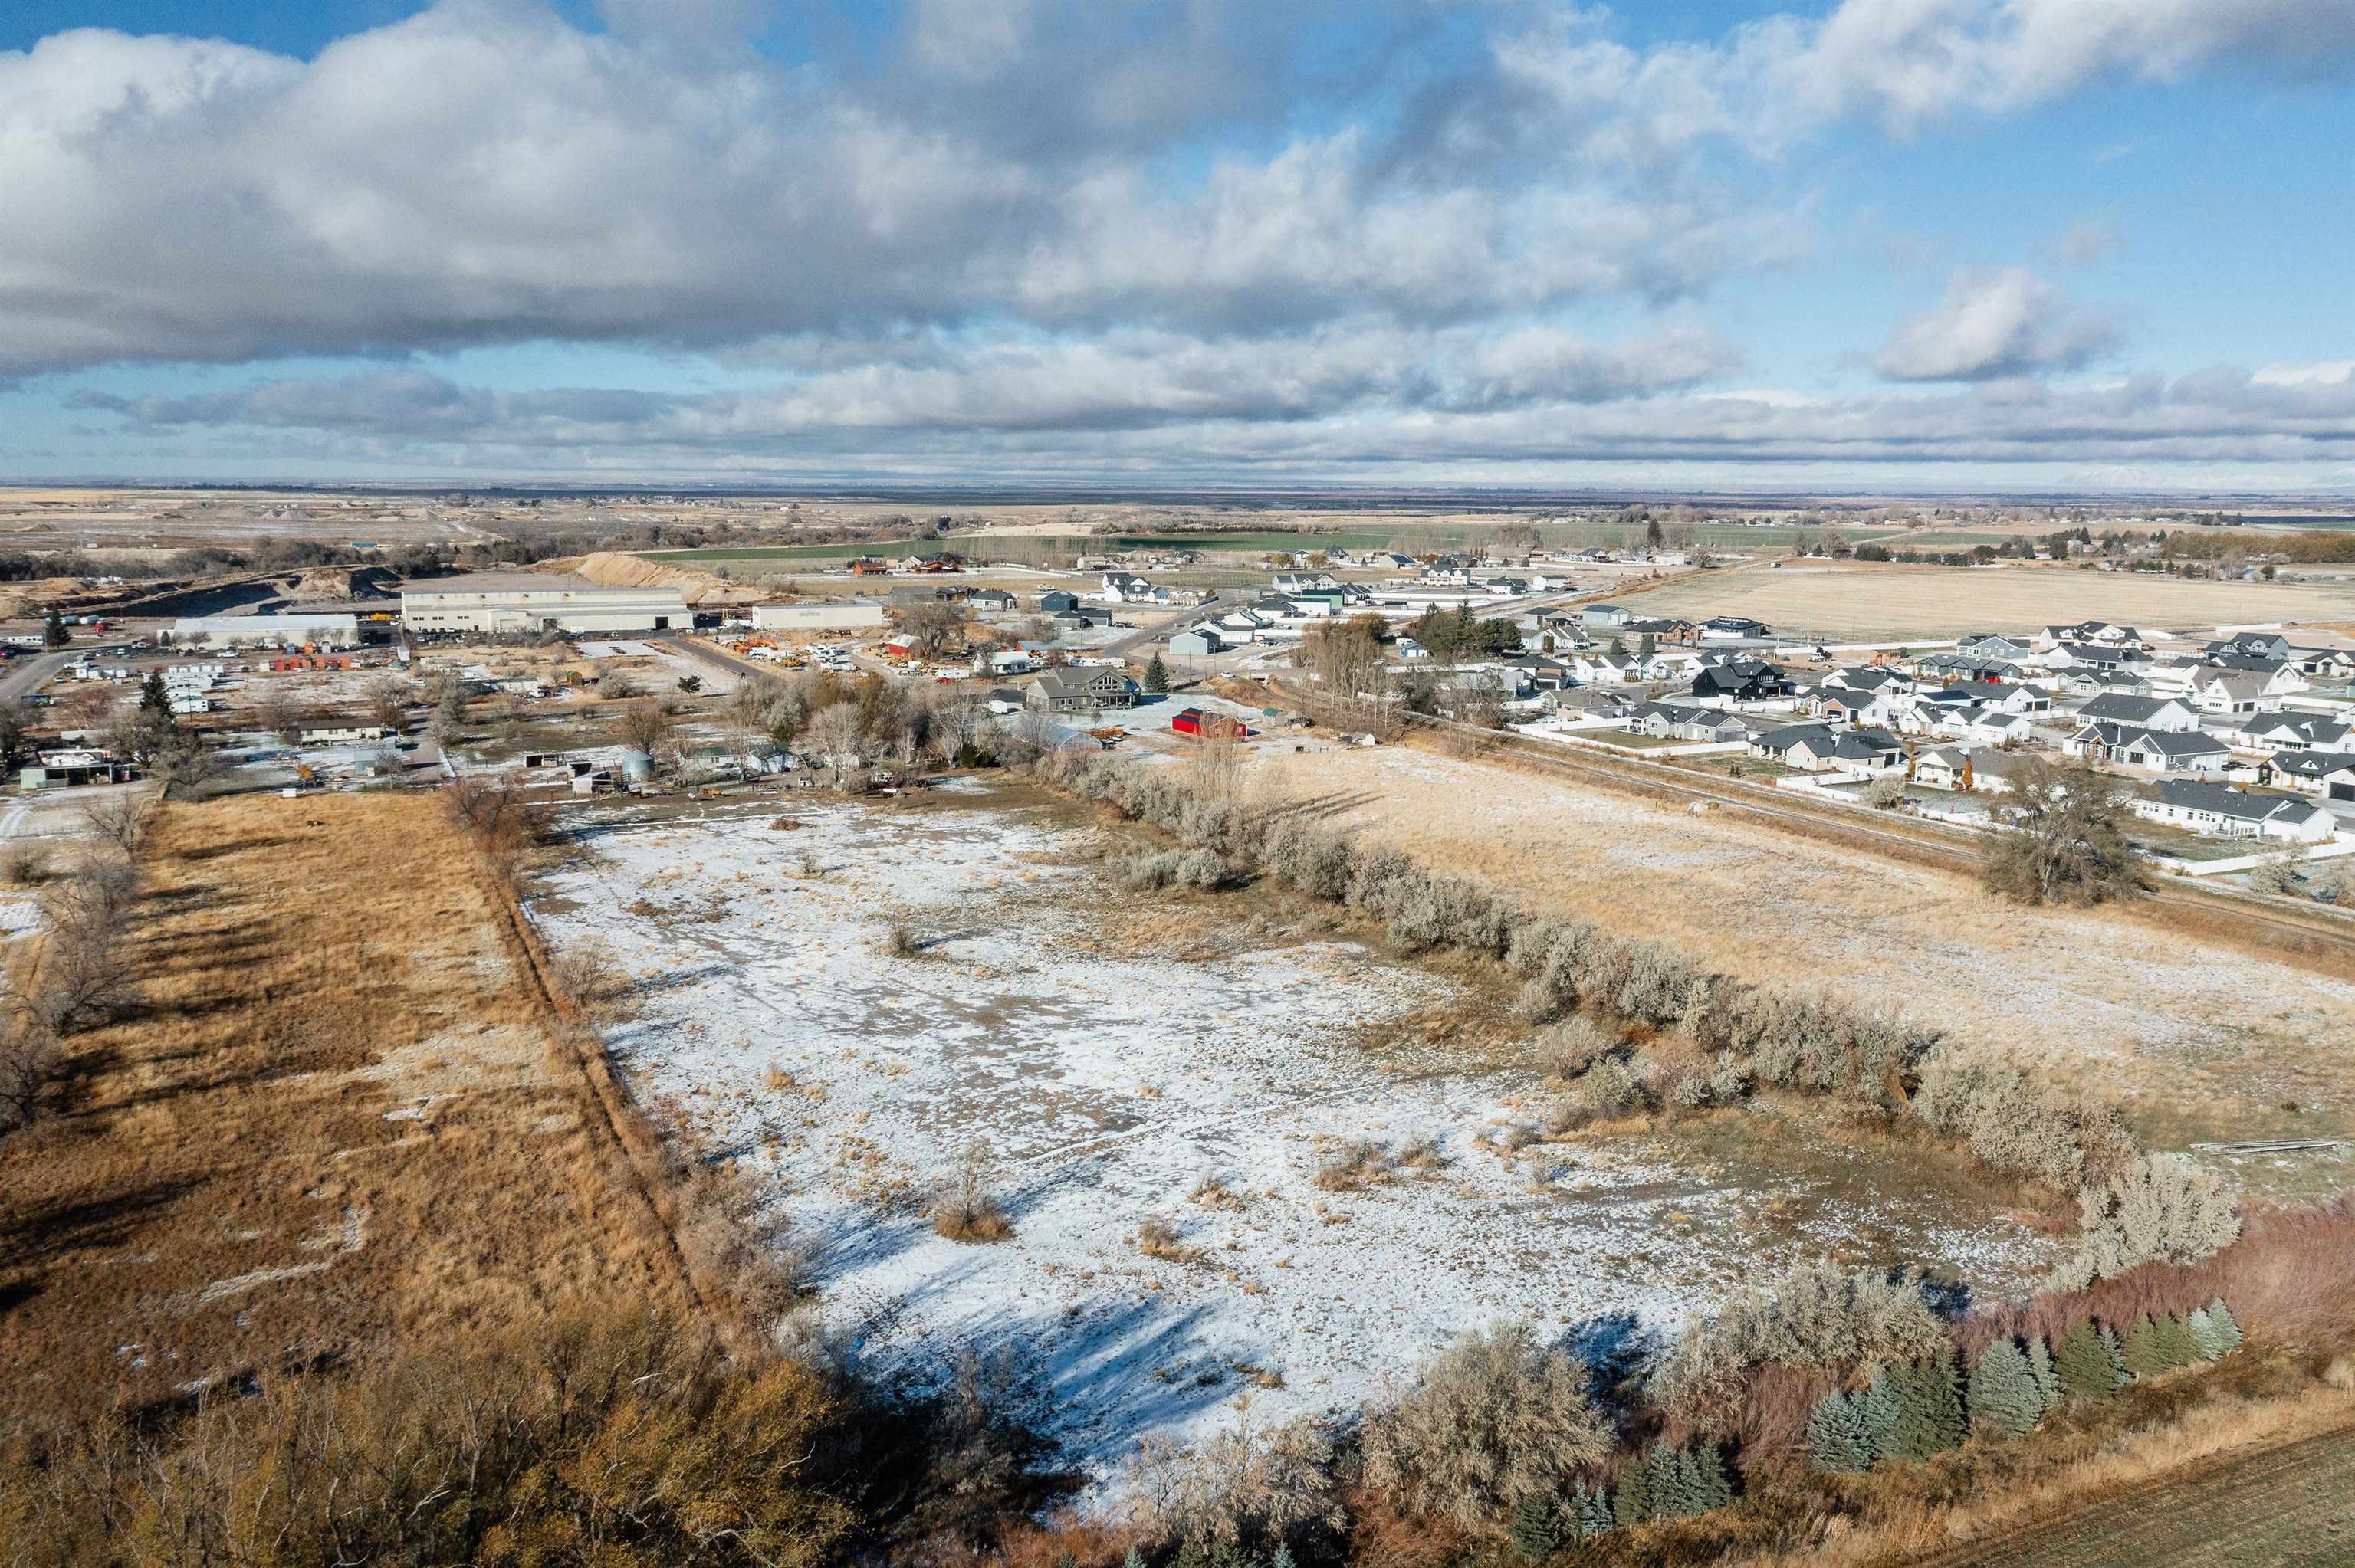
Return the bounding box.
[751,602,887,631]
[400,573,690,635]
[169,612,358,648]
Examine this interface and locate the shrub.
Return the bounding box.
[1358,1322,1613,1530]
[1912,1043,2130,1186]
[1537,1015,1620,1080]
[1312,1140,1395,1192]
[1581,1054,1647,1116]
[1117,848,1238,892]
[1136,1218,1191,1263]
[1649,1267,1950,1423]
[0,845,46,885]
[931,1142,1014,1243]
[1128,1412,1342,1553]
[2045,1153,2242,1291]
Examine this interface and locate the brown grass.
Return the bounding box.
[1135,1217,1193,1263]
[0,791,698,1433]
[932,1192,1015,1244]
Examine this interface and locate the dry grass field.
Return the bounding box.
[0,792,693,1430]
[1624,559,2355,640]
[1249,745,2355,1190]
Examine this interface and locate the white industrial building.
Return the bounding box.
[752,602,888,631]
[169,613,358,648]
[400,573,690,635]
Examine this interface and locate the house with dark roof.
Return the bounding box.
[2095,726,2233,773]
[1690,660,1794,708]
[2239,713,2353,753]
[2268,750,2355,800]
[1026,668,1141,713]
[2075,692,2199,733]
[2134,779,2336,842]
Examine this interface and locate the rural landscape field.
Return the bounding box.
[7,1,2355,1564]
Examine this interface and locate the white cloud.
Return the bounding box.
[2253,359,2355,387]
[1874,267,2121,382]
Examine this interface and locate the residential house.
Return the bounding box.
[1272,571,1340,594]
[1026,669,1141,713]
[1099,572,1157,604]
[2206,631,2293,662]
[2133,779,2337,842]
[1957,633,2033,658]
[1690,659,1794,708]
[2034,620,2146,651]
[2074,693,2200,733]
[1698,615,1774,641]
[2188,666,2278,716]
[1913,745,2031,795]
[2268,750,2355,799]
[2098,726,2233,773]
[1038,589,1081,613]
[1571,649,1644,684]
[1627,700,1749,742]
[2239,713,2353,754]
[1754,723,1903,774]
[1581,604,1633,631]
[1506,652,1572,689]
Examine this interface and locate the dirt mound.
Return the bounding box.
[284,566,360,602]
[555,552,766,607]
[0,576,91,618]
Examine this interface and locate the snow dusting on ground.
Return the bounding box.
[527,786,2049,1488]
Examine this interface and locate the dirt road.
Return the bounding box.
[1927,1426,2355,1567]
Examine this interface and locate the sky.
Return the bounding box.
[2,0,2353,493]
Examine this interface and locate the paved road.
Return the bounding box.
[0,647,92,704]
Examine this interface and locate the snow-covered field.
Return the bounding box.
[527,785,2052,1485]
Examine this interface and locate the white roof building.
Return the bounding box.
[400,573,689,635]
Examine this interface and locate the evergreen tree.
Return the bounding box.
[1858,1371,1901,1461]
[1646,1442,1687,1518]
[140,670,172,716]
[2206,1298,2243,1353]
[1122,1549,1145,1568]
[1690,1442,1733,1513]
[1806,1389,1871,1475]
[1508,1494,1568,1561]
[1572,1481,1613,1542]
[1611,1455,1653,1528]
[2186,1307,2223,1361]
[1143,653,1171,694]
[2156,1311,2202,1369]
[42,608,68,648]
[1889,1357,1966,1461]
[1968,1340,2043,1439]
[2024,1337,2059,1415]
[1266,1547,1296,1568]
[2123,1314,2169,1379]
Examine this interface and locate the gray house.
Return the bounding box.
[1026,668,1141,713]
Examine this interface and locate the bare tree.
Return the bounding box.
[805,701,864,787]
[77,791,153,857]
[1981,757,2144,907]
[897,599,971,661]
[1188,729,1243,802]
[0,1008,63,1132]
[614,698,675,757]
[364,674,418,731]
[255,691,304,746]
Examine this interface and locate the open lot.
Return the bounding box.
[0,792,692,1427]
[1246,743,2355,1196]
[525,780,2061,1484]
[1625,561,2355,640]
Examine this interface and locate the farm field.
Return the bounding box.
[524,782,2060,1483]
[1246,744,2355,1195]
[0,792,694,1428]
[1625,561,2355,640]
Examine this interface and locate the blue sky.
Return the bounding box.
[2,0,2351,490]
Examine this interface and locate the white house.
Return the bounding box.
[2074,693,2199,733]
[2133,779,2337,842]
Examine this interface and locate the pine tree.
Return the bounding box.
[1968,1340,2043,1439]
[1889,1357,1966,1461]
[2123,1314,2169,1379]
[2206,1297,2243,1353]
[140,670,172,716]
[2156,1311,2202,1369]
[1647,1442,1687,1518]
[1509,1494,1568,1561]
[2024,1337,2059,1415]
[42,608,67,649]
[1807,1389,1871,1475]
[1266,1546,1296,1568]
[2186,1307,2224,1362]
[1572,1480,1613,1542]
[1143,653,1171,694]
[1690,1442,1733,1513]
[1858,1371,1901,1461]
[1668,1448,1706,1519]
[1122,1549,1145,1568]
[1612,1455,1653,1528]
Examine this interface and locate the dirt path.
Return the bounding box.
[1924,1425,2355,1567]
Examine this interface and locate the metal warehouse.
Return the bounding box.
[400,573,690,635]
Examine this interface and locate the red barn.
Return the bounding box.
[1171,707,1250,740]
